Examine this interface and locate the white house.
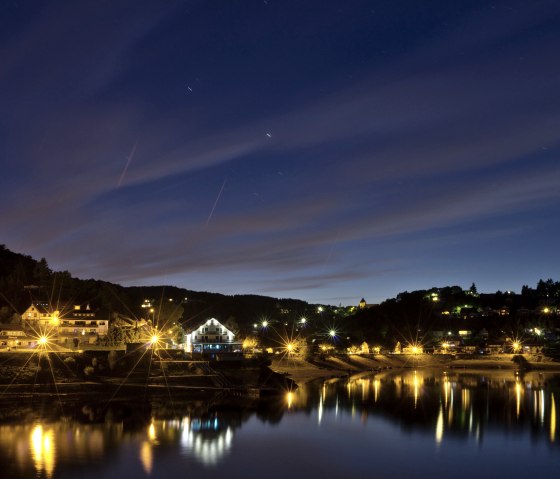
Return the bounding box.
[185,318,241,354]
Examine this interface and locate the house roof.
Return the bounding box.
[185,317,233,335]
[24,303,51,315]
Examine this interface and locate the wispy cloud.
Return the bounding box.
[1,0,559,303]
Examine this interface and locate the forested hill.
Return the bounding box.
[0,245,316,332]
[349,282,560,346]
[1,244,558,344]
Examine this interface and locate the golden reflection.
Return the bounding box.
[551,393,556,443]
[286,391,295,409]
[148,422,157,442]
[373,379,380,403]
[318,391,324,425]
[361,379,369,402]
[30,424,56,478]
[515,382,522,418]
[139,441,153,475]
[540,390,545,425]
[462,388,471,411]
[534,390,538,419]
[448,383,454,425]
[413,371,420,408]
[443,376,450,408]
[435,405,444,445]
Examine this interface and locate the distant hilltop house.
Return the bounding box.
[22,303,109,347]
[185,318,241,355]
[359,298,375,309]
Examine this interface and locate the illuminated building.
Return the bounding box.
[0,324,37,349]
[185,318,241,355]
[21,303,109,347]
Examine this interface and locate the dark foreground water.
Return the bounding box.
[1,368,559,478]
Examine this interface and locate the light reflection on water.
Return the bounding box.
[0,369,559,478]
[310,369,559,449]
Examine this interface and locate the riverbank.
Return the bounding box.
[270,353,560,385]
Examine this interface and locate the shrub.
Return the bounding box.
[512,354,531,370]
[63,357,76,367]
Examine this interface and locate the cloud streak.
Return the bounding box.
[1,0,559,303]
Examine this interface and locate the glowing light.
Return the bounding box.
[534,328,542,336]
[148,422,157,441]
[373,379,380,402]
[318,392,324,424]
[261,321,268,328]
[512,341,521,353]
[435,405,444,444]
[286,343,294,353]
[300,317,306,324]
[443,376,450,407]
[540,390,545,425]
[329,329,336,338]
[543,307,550,314]
[140,441,153,475]
[413,371,420,407]
[551,393,556,442]
[317,306,324,313]
[30,424,55,478]
[286,391,294,408]
[515,381,522,418]
[150,335,160,344]
[38,336,48,346]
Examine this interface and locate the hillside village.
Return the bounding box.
[1,245,559,359]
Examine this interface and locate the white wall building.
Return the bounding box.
[185,318,240,354]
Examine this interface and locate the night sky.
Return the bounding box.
[1,0,559,305]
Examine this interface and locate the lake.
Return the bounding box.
[1,368,559,478]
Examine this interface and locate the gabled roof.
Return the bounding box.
[24,303,51,315]
[185,317,233,335]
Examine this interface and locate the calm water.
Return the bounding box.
[1,368,559,478]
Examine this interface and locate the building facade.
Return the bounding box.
[21,303,109,347]
[185,318,241,354]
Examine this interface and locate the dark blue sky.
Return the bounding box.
[1,0,559,305]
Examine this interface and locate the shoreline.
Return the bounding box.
[270,353,560,385]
